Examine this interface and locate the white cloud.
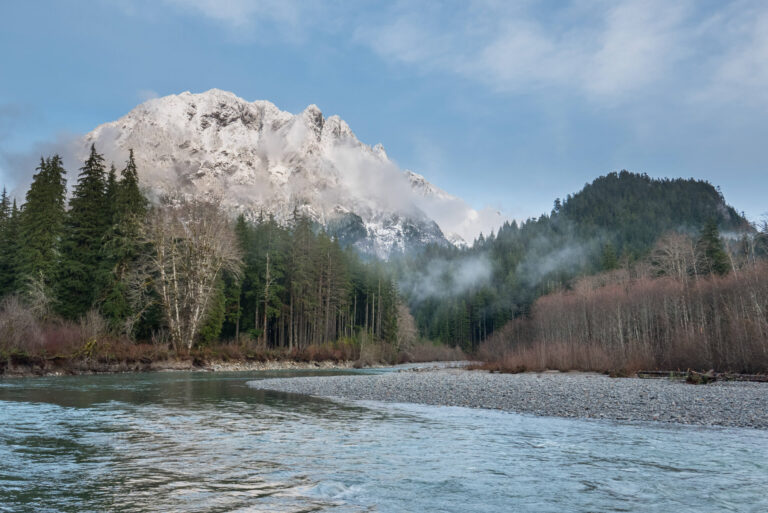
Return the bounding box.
[137,89,160,102]
[162,0,328,43]
[360,0,691,101]
[355,0,768,109]
[157,0,768,108]
[165,0,300,27]
[696,5,768,106]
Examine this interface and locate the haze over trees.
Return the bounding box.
[395,171,755,351]
[0,146,401,359]
[0,152,766,373]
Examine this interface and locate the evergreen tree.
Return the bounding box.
[0,199,20,296]
[16,156,67,289]
[105,163,119,222]
[0,187,9,227]
[101,150,149,331]
[58,145,110,319]
[601,242,619,271]
[199,280,226,344]
[696,219,730,276]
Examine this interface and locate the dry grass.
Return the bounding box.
[397,341,466,364]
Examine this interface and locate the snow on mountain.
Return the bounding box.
[82,89,501,256]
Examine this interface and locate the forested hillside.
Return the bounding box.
[396,171,754,349]
[0,147,400,362]
[1,153,762,369]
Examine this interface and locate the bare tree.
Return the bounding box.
[650,232,697,281]
[142,199,242,352]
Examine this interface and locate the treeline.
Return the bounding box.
[478,226,768,373]
[395,171,754,349]
[0,147,400,357]
[0,147,147,325]
[214,213,399,350]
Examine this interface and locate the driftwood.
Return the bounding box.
[637,369,768,383]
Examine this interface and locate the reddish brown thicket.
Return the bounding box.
[479,262,768,373]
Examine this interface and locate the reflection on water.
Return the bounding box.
[1,370,766,512]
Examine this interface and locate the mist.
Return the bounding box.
[399,254,494,303]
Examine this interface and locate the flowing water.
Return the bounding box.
[1,369,766,512]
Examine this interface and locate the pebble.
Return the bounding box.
[248,368,768,429]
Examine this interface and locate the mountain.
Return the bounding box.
[557,170,751,255]
[82,89,499,257]
[400,170,753,346]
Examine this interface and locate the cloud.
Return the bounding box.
[147,1,768,107]
[399,254,494,302]
[162,0,327,43]
[353,0,768,108]
[0,132,85,200]
[695,5,768,106]
[137,89,160,102]
[357,0,688,100]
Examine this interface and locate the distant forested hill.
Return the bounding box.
[396,171,753,348]
[558,170,749,257]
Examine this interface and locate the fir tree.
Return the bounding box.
[101,150,149,331]
[601,242,619,271]
[16,156,67,289]
[697,219,730,276]
[199,280,227,344]
[105,163,119,222]
[0,187,9,227]
[58,145,110,319]
[0,199,21,296]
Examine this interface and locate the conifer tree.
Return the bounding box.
[58,145,110,319]
[16,156,67,289]
[199,280,227,344]
[105,163,119,222]
[601,242,619,271]
[696,219,730,276]
[0,199,20,296]
[0,187,9,227]
[101,150,149,330]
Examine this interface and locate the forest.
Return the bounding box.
[0,146,412,367]
[1,149,766,373]
[394,171,757,351]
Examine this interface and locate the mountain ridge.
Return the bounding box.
[82,89,501,257]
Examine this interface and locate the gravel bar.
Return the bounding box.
[249,369,768,429]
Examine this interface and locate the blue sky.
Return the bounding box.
[0,0,766,222]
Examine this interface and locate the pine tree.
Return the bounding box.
[58,145,110,319]
[16,156,67,289]
[0,199,20,296]
[0,187,9,227]
[601,242,619,271]
[199,279,226,344]
[105,163,119,222]
[101,150,149,330]
[696,219,730,276]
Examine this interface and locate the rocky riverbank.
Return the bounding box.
[0,357,356,378]
[249,368,768,429]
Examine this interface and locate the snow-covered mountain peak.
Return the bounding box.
[82,89,502,257]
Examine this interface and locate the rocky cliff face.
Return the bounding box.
[84,89,494,257]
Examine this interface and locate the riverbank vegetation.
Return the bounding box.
[475,237,768,374]
[0,147,451,374]
[1,150,766,375]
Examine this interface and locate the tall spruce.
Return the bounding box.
[105,163,119,222]
[0,197,21,296]
[58,145,111,319]
[0,187,9,226]
[101,149,149,330]
[15,156,67,290]
[697,219,730,276]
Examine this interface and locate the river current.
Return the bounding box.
[1,369,766,512]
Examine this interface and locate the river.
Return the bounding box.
[1,369,766,512]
